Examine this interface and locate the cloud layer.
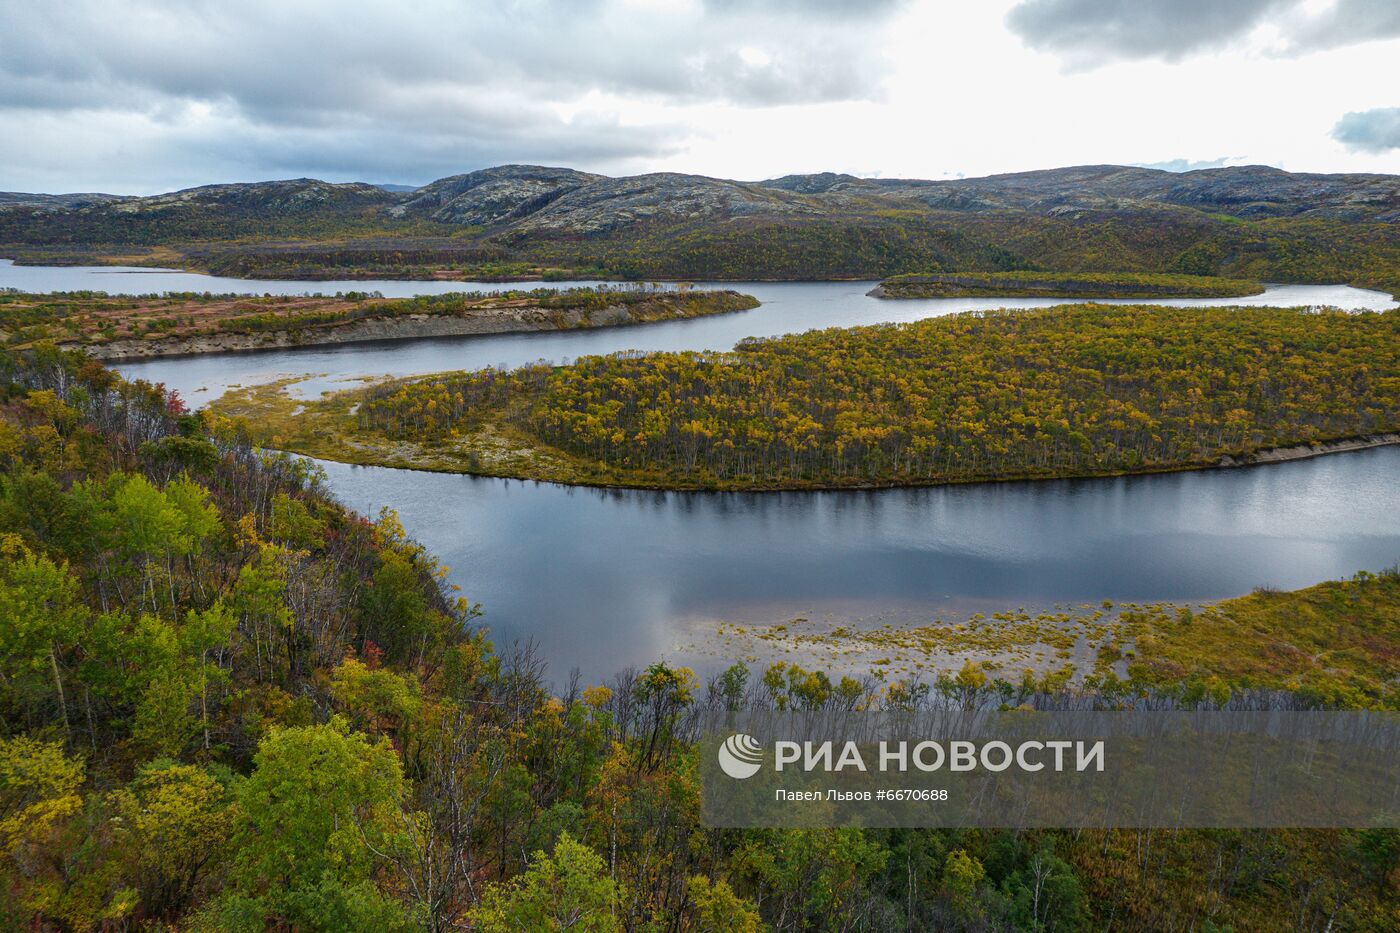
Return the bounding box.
[1007,0,1400,65]
[1006,0,1289,65]
[0,0,906,191]
[1,0,1396,193]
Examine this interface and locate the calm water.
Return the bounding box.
[2,259,1391,406]
[5,259,1397,681]
[318,449,1400,681]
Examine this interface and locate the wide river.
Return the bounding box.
[6,259,1399,682]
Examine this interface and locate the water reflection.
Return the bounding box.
[318,447,1400,681]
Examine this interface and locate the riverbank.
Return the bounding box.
[0,287,758,361]
[869,271,1265,299]
[1218,432,1400,467]
[207,372,1400,493]
[683,570,1400,706]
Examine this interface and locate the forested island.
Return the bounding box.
[0,286,758,360]
[870,271,1265,299]
[212,304,1400,490]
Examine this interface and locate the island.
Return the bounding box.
[868,271,1265,299]
[209,302,1400,490]
[0,286,759,360]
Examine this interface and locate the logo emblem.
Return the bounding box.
[718,733,764,779]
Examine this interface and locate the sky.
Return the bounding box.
[1,0,1397,194]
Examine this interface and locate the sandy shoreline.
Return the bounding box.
[1216,432,1400,467]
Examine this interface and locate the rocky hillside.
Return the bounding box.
[105,178,398,216]
[11,162,1399,237]
[3,163,1399,283]
[0,191,127,209]
[390,165,602,225]
[869,164,1400,221]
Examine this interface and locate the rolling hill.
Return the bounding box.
[2,163,1399,286]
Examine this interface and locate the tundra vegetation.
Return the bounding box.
[871,271,1265,299]
[709,572,1400,711]
[216,304,1400,490]
[0,346,1398,930]
[0,286,757,354]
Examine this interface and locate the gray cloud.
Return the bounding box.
[0,0,903,110]
[1332,108,1400,153]
[1280,0,1400,53]
[1006,0,1289,64]
[1007,0,1400,66]
[0,0,904,192]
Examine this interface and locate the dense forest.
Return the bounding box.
[0,286,758,354]
[332,305,1400,489]
[1,345,1398,930]
[872,271,1263,299]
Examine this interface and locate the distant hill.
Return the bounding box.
[1,163,1398,286]
[10,163,1399,230]
[869,164,1400,221]
[0,191,127,210]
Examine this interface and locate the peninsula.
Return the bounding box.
[0,286,759,360]
[209,302,1400,490]
[869,271,1265,299]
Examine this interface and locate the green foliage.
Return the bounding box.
[0,736,84,857]
[268,490,325,548]
[942,848,986,916]
[467,832,623,932]
[731,828,890,931]
[0,539,86,730]
[107,761,231,919]
[219,720,413,928]
[329,656,422,732]
[685,875,765,932]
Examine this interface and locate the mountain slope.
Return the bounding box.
[877,164,1400,221]
[1,163,1398,283]
[390,165,601,225]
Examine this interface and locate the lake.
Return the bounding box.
[5,259,1397,682]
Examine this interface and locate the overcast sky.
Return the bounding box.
[1,0,1397,193]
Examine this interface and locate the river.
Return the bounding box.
[5,259,1397,682]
